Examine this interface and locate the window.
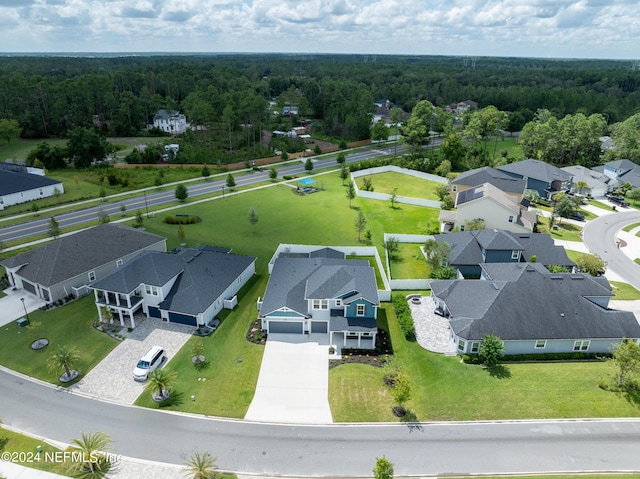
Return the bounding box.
[39,188,44,195]
[145,285,159,296]
[458,338,466,351]
[535,340,547,349]
[88,271,96,281]
[460,225,465,231]
[451,185,457,192]
[313,299,328,310]
[511,250,519,260]
[573,340,590,351]
[471,342,480,353]
[335,299,342,307]
[508,215,514,223]
[116,259,123,267]
[356,304,366,316]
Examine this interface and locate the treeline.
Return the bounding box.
[1,54,639,163]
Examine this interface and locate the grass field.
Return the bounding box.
[356,171,443,200]
[622,222,640,232]
[537,217,584,242]
[590,199,616,211]
[389,243,430,279]
[0,426,70,476]
[487,136,525,165]
[609,281,640,300]
[0,295,117,385]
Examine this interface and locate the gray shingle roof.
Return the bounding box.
[1,224,166,287]
[475,229,524,251]
[562,165,608,190]
[498,159,573,183]
[605,159,638,171]
[0,169,63,196]
[431,264,640,341]
[91,248,256,316]
[451,166,526,195]
[259,256,379,317]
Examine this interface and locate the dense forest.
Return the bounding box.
[1,54,639,165]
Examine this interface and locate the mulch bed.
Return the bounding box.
[246,319,266,345]
[329,329,393,369]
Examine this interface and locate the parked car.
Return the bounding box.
[133,345,165,381]
[570,211,585,221]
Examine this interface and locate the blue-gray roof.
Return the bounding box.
[451,166,525,195]
[431,263,640,341]
[91,248,256,316]
[498,159,573,183]
[260,256,379,317]
[0,168,63,196]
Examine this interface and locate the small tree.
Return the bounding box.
[391,371,411,416]
[120,204,126,216]
[184,451,217,479]
[249,207,259,230]
[48,217,60,239]
[423,238,450,270]
[201,164,210,179]
[226,173,236,190]
[175,184,188,202]
[97,209,110,224]
[177,225,186,243]
[346,181,356,208]
[575,252,606,276]
[145,368,176,401]
[339,140,348,149]
[611,340,640,389]
[373,456,394,479]
[354,209,367,242]
[464,218,486,231]
[269,167,278,181]
[479,333,505,367]
[48,345,80,382]
[280,150,288,160]
[441,194,455,210]
[314,144,322,155]
[385,236,400,261]
[389,187,399,209]
[574,181,589,196]
[31,202,40,216]
[53,186,62,203]
[554,197,574,223]
[336,152,346,164]
[99,187,107,202]
[627,187,640,206]
[134,210,144,228]
[339,162,349,186]
[435,183,450,201]
[68,432,113,478]
[435,159,452,177]
[524,189,541,203]
[364,229,372,244]
[304,157,314,173]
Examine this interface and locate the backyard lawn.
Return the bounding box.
[389,243,430,279]
[0,295,117,385]
[355,171,443,200]
[537,217,584,242]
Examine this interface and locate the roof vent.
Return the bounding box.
[550,275,564,280]
[561,313,565,317]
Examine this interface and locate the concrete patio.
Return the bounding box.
[407,295,457,355]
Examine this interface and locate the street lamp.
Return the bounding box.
[20,297,30,326]
[221,185,225,199]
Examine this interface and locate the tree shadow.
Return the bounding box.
[156,390,184,408]
[624,390,640,408]
[400,410,423,432]
[487,364,511,379]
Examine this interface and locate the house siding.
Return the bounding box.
[484,250,520,263]
[345,299,376,319]
[455,197,531,233]
[503,338,631,355]
[0,183,64,210]
[198,261,255,326]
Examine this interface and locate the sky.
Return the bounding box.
[0,0,639,59]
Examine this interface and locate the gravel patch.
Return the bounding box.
[408,296,457,355]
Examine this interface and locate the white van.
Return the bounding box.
[132,346,165,381]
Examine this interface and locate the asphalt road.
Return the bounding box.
[2,368,640,476]
[582,208,640,290]
[0,144,411,243]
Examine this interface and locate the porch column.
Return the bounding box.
[126,295,131,308]
[97,305,103,321]
[94,289,99,302]
[115,294,121,306]
[130,311,136,329]
[118,309,124,326]
[358,334,361,348]
[343,334,346,346]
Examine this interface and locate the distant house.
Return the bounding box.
[0,163,64,210]
[152,109,187,134]
[562,165,609,197]
[433,229,575,278]
[497,159,573,200]
[430,262,640,355]
[258,247,380,349]
[594,159,640,190]
[439,182,536,233]
[89,246,256,328]
[283,106,299,116]
[450,166,526,204]
[0,224,166,303]
[443,100,478,115]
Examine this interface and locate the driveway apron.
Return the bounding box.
[245,334,332,424]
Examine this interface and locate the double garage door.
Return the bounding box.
[147,307,197,326]
[267,321,328,334]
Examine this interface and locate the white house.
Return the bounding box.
[0,163,64,210]
[152,109,187,134]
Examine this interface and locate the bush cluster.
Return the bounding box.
[463,351,611,363]
[162,215,202,225]
[392,294,415,340]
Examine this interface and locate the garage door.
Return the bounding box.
[168,311,197,326]
[148,306,161,318]
[268,321,303,334]
[22,280,36,295]
[311,321,328,333]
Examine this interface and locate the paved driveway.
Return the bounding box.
[69,317,193,404]
[0,288,46,327]
[245,334,332,424]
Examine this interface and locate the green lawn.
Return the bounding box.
[487,136,525,166]
[0,426,70,476]
[134,276,265,418]
[329,304,640,422]
[622,222,640,232]
[0,295,118,385]
[590,199,616,211]
[565,249,588,263]
[537,217,584,242]
[609,281,640,300]
[356,171,443,200]
[389,244,430,279]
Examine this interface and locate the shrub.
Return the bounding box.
[392,294,415,340]
[162,215,202,225]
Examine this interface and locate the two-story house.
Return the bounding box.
[258,247,380,349]
[449,166,526,205]
[89,246,256,328]
[593,159,640,190]
[497,159,573,200]
[152,109,187,134]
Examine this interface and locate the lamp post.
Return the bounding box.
[221,185,225,200]
[20,297,30,326]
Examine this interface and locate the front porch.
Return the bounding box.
[95,289,144,329]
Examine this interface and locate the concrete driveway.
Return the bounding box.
[69,317,193,404]
[0,288,46,327]
[245,334,332,424]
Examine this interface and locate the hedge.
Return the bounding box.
[392,294,415,340]
[162,215,202,225]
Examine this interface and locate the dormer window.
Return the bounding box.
[335,299,342,307]
[356,304,365,316]
[511,250,519,260]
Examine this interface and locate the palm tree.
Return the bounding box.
[145,368,176,401]
[574,180,589,196]
[48,345,80,382]
[184,451,217,479]
[68,431,112,478]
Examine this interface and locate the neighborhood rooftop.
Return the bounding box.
[498,158,573,183]
[451,166,526,195]
[0,167,63,196]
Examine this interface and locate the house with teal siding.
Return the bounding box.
[258,247,380,348]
